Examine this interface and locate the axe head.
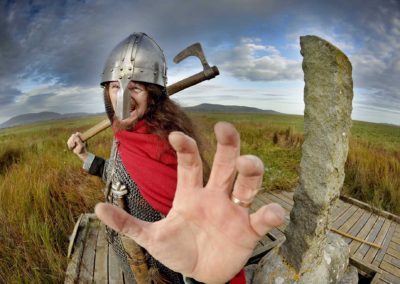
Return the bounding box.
[173,42,211,71]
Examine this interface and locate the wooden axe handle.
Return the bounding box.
[80,66,219,142]
[80,118,111,142]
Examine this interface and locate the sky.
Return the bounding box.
[0,0,399,126]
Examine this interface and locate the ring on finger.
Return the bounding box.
[231,195,252,208]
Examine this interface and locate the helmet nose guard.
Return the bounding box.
[101,33,167,120]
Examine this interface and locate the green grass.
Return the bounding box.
[0,112,399,282]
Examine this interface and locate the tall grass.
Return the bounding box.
[0,113,398,282]
[0,117,110,283]
[189,113,400,214]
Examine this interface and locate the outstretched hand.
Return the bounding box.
[95,122,284,283]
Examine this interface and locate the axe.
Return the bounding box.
[80,43,219,141]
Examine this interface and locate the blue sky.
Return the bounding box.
[0,0,399,125]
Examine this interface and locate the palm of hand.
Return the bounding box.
[96,122,284,283]
[147,190,261,283]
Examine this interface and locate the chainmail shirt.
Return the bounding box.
[87,141,185,284]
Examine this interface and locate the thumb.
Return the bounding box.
[95,203,151,245]
[249,203,285,237]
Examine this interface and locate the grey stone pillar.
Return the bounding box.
[252,36,357,283]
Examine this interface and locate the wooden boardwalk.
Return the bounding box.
[65,214,129,283]
[250,191,400,284]
[65,191,400,283]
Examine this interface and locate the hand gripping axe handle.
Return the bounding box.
[80,42,219,142]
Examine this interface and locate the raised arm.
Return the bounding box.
[95,122,285,283]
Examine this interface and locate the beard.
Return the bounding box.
[111,114,138,132]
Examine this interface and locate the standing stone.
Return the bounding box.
[252,36,357,283]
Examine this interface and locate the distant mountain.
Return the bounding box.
[184,103,281,114]
[0,104,281,129]
[0,111,101,129]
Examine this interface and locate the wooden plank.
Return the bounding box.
[389,241,400,254]
[330,199,350,222]
[248,238,285,265]
[340,194,400,223]
[380,260,400,278]
[383,254,400,269]
[354,216,385,260]
[253,232,273,250]
[388,242,400,259]
[380,271,400,284]
[373,221,397,267]
[67,214,84,258]
[370,273,386,284]
[109,244,124,283]
[251,195,268,211]
[267,226,285,241]
[349,214,378,255]
[392,235,400,245]
[269,190,294,206]
[330,228,381,249]
[332,205,358,228]
[94,224,109,283]
[259,194,292,212]
[364,218,392,264]
[337,207,364,236]
[65,214,91,284]
[259,233,274,245]
[346,211,372,244]
[350,256,381,276]
[279,190,294,201]
[79,218,100,282]
[266,191,293,210]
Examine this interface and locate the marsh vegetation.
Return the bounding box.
[0,113,398,282]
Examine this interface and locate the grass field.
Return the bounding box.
[0,113,399,283]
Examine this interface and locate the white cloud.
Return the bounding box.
[215,38,302,81]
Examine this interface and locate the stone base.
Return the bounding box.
[252,233,358,284]
[339,265,359,284]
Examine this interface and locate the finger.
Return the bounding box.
[75,132,84,141]
[168,131,203,190]
[231,155,264,205]
[95,203,151,246]
[207,122,240,191]
[67,135,77,150]
[250,203,285,237]
[73,142,84,155]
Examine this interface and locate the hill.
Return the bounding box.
[0,111,100,128]
[0,104,281,128]
[184,103,281,114]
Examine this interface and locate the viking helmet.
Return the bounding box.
[101,33,167,120]
[101,32,167,87]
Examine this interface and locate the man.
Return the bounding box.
[68,32,284,283]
